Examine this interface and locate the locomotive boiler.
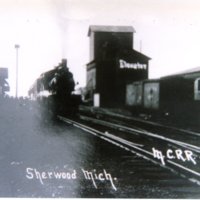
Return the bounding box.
[28,59,81,119]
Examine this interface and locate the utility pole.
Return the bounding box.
[15,44,20,98]
[140,40,142,53]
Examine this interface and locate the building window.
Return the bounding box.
[194,78,200,101]
[198,79,200,91]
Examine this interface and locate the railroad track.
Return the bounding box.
[58,114,200,186]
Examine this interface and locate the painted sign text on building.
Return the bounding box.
[119,59,147,70]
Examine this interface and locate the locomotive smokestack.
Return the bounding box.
[61,58,67,68]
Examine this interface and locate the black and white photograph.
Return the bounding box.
[0,0,200,198]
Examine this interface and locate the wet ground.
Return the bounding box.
[0,97,199,198]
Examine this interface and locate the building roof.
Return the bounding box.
[162,66,200,80]
[176,66,200,75]
[130,49,151,60]
[88,25,136,36]
[118,48,151,61]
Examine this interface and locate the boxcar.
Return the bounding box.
[129,73,200,125]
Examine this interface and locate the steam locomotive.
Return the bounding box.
[28,59,81,119]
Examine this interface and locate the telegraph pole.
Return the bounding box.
[15,44,20,98]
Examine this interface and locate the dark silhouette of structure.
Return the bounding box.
[0,68,9,96]
[86,25,151,107]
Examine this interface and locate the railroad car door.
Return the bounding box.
[143,82,159,109]
[126,82,142,106]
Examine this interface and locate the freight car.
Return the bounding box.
[126,68,200,125]
[28,59,81,119]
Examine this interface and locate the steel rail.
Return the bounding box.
[58,115,200,186]
[58,116,173,166]
[79,115,200,153]
[79,106,200,137]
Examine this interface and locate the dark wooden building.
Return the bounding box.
[86,25,151,107]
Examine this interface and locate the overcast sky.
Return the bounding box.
[1,0,200,96]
